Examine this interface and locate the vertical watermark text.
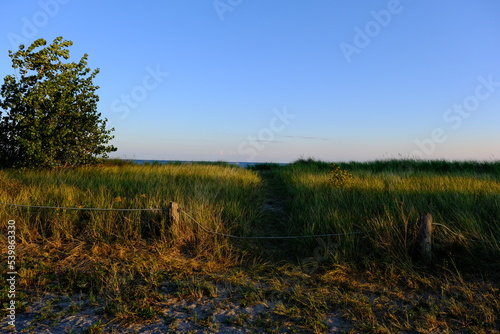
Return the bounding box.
[6,220,17,328]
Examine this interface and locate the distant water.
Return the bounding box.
[131,160,288,168]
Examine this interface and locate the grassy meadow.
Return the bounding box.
[0,162,265,259]
[1,159,499,332]
[268,159,500,266]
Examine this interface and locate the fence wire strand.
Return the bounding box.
[0,201,417,240]
[180,209,408,240]
[432,222,500,244]
[0,202,165,212]
[1,201,498,243]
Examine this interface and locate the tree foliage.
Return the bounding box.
[0,36,116,168]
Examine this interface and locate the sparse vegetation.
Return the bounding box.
[1,159,499,332]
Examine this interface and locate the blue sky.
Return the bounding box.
[1,0,499,163]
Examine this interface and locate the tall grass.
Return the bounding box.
[1,158,498,266]
[0,164,264,261]
[1,159,500,331]
[276,159,500,267]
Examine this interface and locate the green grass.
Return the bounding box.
[276,159,500,268]
[0,163,264,257]
[1,159,499,332]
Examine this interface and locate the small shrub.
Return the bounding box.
[328,164,353,187]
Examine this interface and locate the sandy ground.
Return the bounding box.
[2,290,349,333]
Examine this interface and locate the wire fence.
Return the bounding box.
[0,201,407,239]
[0,202,165,212]
[1,201,499,243]
[180,209,369,240]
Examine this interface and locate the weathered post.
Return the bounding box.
[167,201,180,241]
[418,213,433,263]
[168,201,179,226]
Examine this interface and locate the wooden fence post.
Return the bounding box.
[418,213,433,263]
[168,201,179,226]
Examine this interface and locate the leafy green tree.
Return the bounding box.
[0,36,116,168]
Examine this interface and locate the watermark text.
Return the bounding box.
[7,0,71,48]
[111,65,169,120]
[6,220,17,328]
[238,107,295,161]
[340,0,404,63]
[412,75,499,158]
[213,0,243,21]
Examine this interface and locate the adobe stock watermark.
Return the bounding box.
[411,74,499,158]
[213,0,243,21]
[238,107,295,162]
[7,0,71,49]
[339,0,406,64]
[6,220,17,328]
[111,65,169,120]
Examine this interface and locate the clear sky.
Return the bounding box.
[1,1,499,163]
